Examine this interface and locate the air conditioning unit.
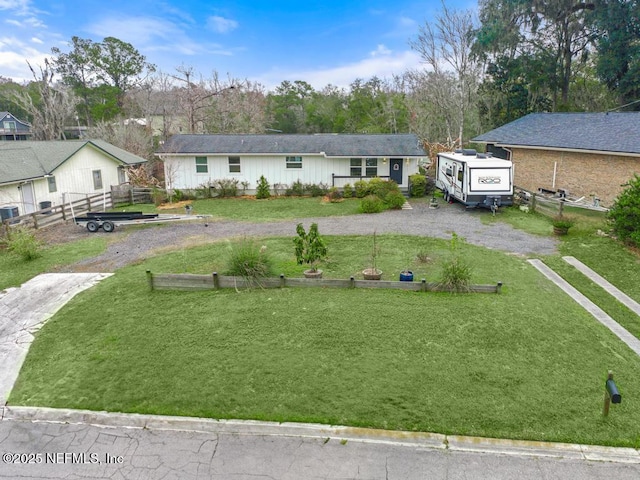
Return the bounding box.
[0,206,20,224]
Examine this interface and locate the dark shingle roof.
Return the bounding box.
[472,112,640,155]
[159,134,426,157]
[0,140,146,184]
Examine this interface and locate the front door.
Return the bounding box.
[20,181,36,213]
[390,158,403,185]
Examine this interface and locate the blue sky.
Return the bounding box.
[1,0,471,91]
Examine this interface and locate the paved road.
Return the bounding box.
[1,413,640,480]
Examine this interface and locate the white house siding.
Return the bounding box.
[164,154,419,192]
[0,145,126,213]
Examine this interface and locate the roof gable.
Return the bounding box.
[159,134,427,157]
[473,112,640,155]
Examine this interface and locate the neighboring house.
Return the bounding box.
[472,112,640,207]
[0,112,32,141]
[157,134,427,193]
[0,140,147,215]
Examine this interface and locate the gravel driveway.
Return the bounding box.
[47,201,558,272]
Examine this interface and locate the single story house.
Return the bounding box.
[0,140,147,215]
[1,112,32,141]
[472,112,640,206]
[157,134,427,194]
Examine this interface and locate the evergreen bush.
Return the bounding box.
[608,174,640,247]
[256,175,271,199]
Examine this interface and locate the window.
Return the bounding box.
[286,156,302,169]
[3,121,16,131]
[196,156,208,173]
[457,168,464,183]
[365,158,378,177]
[47,176,57,193]
[350,158,362,177]
[92,170,103,190]
[228,156,241,173]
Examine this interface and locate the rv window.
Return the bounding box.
[445,167,452,177]
[457,169,464,183]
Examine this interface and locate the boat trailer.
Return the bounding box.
[74,211,210,233]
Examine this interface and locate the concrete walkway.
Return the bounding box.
[527,259,640,356]
[563,255,640,316]
[0,273,112,405]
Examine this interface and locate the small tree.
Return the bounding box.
[608,175,640,247]
[256,175,271,199]
[294,223,327,273]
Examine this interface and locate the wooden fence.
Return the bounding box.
[146,271,503,294]
[1,192,113,235]
[111,185,154,207]
[516,186,608,218]
[1,187,156,236]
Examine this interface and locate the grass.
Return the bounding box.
[0,236,107,290]
[10,234,640,447]
[120,196,362,222]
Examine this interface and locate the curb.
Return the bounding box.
[3,406,639,464]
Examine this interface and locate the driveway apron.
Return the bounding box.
[0,273,112,405]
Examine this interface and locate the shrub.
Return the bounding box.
[294,223,328,272]
[307,182,329,197]
[359,194,385,213]
[152,188,167,206]
[385,191,407,210]
[326,187,343,203]
[3,226,42,261]
[286,179,306,196]
[173,189,184,202]
[213,178,239,197]
[354,180,370,198]
[551,215,575,229]
[240,181,250,195]
[409,174,427,197]
[370,178,401,202]
[256,175,271,199]
[439,257,472,292]
[608,174,640,246]
[342,183,353,198]
[225,238,274,281]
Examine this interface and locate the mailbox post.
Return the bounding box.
[603,371,621,417]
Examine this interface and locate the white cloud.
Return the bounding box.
[31,36,43,44]
[0,0,31,14]
[256,48,422,91]
[370,44,391,57]
[0,36,50,82]
[207,15,238,34]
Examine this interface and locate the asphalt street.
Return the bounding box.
[2,413,640,480]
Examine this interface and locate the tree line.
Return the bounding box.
[0,0,637,160]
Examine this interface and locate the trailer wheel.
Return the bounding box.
[102,221,115,233]
[86,220,99,233]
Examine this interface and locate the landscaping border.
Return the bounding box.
[146,271,503,293]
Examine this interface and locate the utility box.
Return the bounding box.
[0,206,20,224]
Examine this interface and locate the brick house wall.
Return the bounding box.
[510,147,640,207]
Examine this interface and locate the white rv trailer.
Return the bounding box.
[435,150,514,210]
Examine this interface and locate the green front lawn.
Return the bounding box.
[121,196,362,222]
[10,234,640,447]
[0,236,107,290]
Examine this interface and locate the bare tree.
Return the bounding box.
[410,2,481,147]
[11,60,78,140]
